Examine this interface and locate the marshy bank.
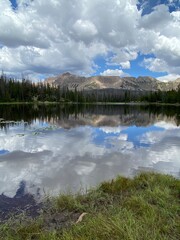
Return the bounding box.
[0,172,179,240]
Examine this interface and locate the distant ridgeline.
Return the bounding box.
[0,73,180,103]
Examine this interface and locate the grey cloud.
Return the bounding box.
[139,5,171,29]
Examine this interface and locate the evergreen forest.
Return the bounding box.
[0,74,180,103]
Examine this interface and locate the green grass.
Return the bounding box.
[0,172,179,240]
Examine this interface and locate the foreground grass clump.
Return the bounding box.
[0,172,179,240]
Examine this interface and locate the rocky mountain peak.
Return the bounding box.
[137,76,158,82]
[44,73,179,92]
[62,72,71,76]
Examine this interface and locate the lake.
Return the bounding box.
[0,104,180,199]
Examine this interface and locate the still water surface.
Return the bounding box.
[0,104,180,198]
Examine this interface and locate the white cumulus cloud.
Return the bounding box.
[72,19,98,43]
[0,0,180,79]
[100,69,130,77]
[157,74,180,82]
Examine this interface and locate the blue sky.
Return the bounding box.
[10,0,17,9]
[0,0,179,81]
[137,0,179,14]
[94,53,167,78]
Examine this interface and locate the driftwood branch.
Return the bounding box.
[75,212,87,224]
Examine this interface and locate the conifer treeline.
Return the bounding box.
[141,89,180,103]
[0,74,84,102]
[0,74,180,103]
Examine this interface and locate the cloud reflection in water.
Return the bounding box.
[0,110,180,197]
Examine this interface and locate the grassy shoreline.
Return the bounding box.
[0,101,180,106]
[0,172,179,240]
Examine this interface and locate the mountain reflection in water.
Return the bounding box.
[0,104,179,200]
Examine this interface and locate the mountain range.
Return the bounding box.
[45,72,180,92]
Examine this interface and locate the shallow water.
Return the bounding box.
[0,104,180,199]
